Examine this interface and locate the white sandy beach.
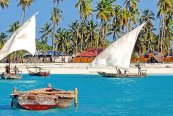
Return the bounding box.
[0,63,173,75]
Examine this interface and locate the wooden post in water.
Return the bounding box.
[13,87,17,94]
[74,88,78,107]
[11,87,16,107]
[48,83,52,88]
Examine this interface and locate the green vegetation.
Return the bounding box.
[1,0,173,57]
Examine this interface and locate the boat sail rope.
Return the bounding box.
[89,22,146,71]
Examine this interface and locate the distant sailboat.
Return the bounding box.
[27,66,50,77]
[90,22,147,78]
[0,14,36,79]
[26,50,50,77]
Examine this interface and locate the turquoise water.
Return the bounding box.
[0,74,173,116]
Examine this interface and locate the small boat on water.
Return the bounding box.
[1,72,22,79]
[0,65,22,79]
[27,66,50,77]
[90,22,147,78]
[10,84,78,110]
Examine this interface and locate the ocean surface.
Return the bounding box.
[0,74,173,116]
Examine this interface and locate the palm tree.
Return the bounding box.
[140,9,155,22]
[85,20,98,49]
[0,0,9,9]
[75,0,93,52]
[0,32,8,62]
[54,28,72,62]
[50,7,63,60]
[0,32,7,49]
[96,0,115,49]
[36,40,50,52]
[17,0,34,24]
[55,28,71,53]
[110,5,121,41]
[163,11,173,55]
[69,21,81,54]
[75,0,93,21]
[78,22,87,52]
[96,0,115,22]
[52,0,63,6]
[124,0,140,10]
[39,23,52,44]
[157,0,173,53]
[7,21,20,62]
[7,21,20,34]
[136,9,156,53]
[121,9,129,30]
[123,0,140,31]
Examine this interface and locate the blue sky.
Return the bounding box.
[0,0,158,41]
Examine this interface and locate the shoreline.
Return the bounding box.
[0,63,173,75]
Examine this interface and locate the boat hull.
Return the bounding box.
[17,98,73,110]
[97,72,147,78]
[29,72,50,77]
[20,104,55,110]
[1,73,22,79]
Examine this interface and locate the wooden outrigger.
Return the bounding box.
[10,84,78,110]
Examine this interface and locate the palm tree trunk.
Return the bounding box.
[96,22,102,56]
[127,21,130,32]
[161,17,166,54]
[168,39,170,56]
[96,35,99,56]
[104,22,108,49]
[113,29,116,41]
[163,19,166,54]
[161,29,163,54]
[51,24,56,62]
[97,23,102,52]
[163,31,166,54]
[81,32,83,52]
[158,22,161,52]
[102,25,105,49]
[20,10,25,25]
[161,20,163,54]
[97,32,99,49]
[76,38,78,55]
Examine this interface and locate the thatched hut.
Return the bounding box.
[131,51,164,63]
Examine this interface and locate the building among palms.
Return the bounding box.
[72,49,103,63]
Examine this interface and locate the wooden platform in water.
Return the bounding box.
[97,72,147,78]
[10,85,78,110]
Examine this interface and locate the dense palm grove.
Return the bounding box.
[0,0,173,59]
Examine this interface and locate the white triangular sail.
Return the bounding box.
[0,15,36,60]
[90,22,146,70]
